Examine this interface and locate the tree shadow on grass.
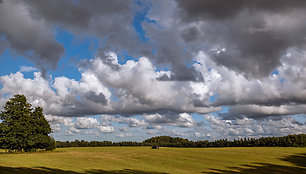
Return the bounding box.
[0,166,78,174]
[280,153,306,168]
[86,169,169,174]
[202,153,306,174]
[0,166,169,174]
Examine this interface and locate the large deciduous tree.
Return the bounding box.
[0,94,55,152]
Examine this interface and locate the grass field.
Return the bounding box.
[0,147,305,174]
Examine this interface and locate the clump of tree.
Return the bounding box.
[55,134,305,148]
[143,136,190,147]
[0,94,55,152]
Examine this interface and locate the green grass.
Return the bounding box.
[0,147,305,173]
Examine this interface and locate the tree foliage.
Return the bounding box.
[0,94,55,152]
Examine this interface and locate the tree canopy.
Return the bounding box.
[0,94,55,152]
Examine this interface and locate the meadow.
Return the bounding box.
[0,147,305,174]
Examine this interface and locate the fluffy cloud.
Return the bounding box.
[144,113,198,128]
[45,115,74,127]
[84,52,219,115]
[75,117,99,129]
[101,115,147,128]
[66,127,81,135]
[44,115,74,132]
[204,115,306,140]
[50,123,61,132]
[0,53,220,117]
[116,133,132,138]
[19,66,38,73]
[101,112,201,129]
[2,49,306,119]
[0,70,112,117]
[192,50,306,118]
[98,125,114,133]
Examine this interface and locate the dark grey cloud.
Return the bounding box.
[0,0,64,76]
[24,0,199,81]
[176,0,306,21]
[0,0,134,77]
[181,26,200,43]
[171,65,204,82]
[156,67,203,82]
[215,96,306,108]
[220,104,306,120]
[24,0,133,29]
[211,30,288,77]
[175,0,306,78]
[193,99,206,108]
[176,0,247,21]
[0,0,217,81]
[84,91,107,105]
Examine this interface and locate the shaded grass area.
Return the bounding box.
[205,163,305,174]
[0,147,305,174]
[0,167,168,174]
[280,153,306,168]
[204,153,306,174]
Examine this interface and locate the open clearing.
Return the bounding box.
[0,147,305,174]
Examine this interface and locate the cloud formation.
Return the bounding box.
[204,115,306,140]
[75,117,99,129]
[2,0,306,80]
[0,0,64,76]
[0,53,221,117]
[0,0,133,76]
[19,66,38,73]
[144,113,199,128]
[1,0,306,80]
[0,0,306,140]
[175,0,306,78]
[1,49,306,119]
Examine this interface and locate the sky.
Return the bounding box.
[0,0,305,142]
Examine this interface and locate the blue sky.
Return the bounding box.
[0,0,305,142]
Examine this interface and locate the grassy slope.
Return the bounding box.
[0,147,305,174]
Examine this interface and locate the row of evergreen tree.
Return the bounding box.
[56,134,305,148]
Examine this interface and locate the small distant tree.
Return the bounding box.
[0,94,55,152]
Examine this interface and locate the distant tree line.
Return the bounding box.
[56,134,305,148]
